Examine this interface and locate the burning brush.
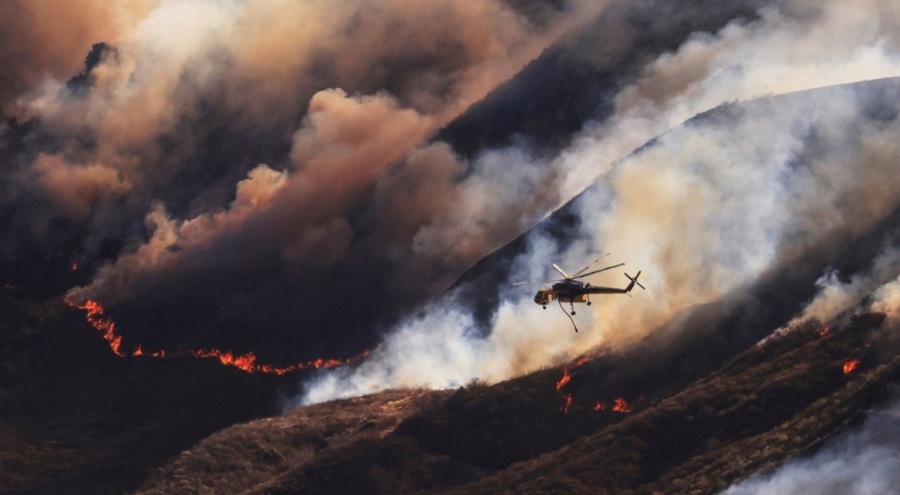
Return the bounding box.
[555,355,632,415]
[68,298,366,374]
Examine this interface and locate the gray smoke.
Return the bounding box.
[298,0,900,403]
[722,393,900,495]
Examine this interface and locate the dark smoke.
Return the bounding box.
[1,0,789,363]
[1,0,592,361]
[299,76,900,403]
[3,0,900,383]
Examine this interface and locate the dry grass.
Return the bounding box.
[130,313,897,494]
[134,389,451,494]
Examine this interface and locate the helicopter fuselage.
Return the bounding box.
[534,280,591,306]
[533,272,642,308]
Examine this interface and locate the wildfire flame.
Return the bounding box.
[594,401,607,411]
[819,326,830,338]
[68,298,366,374]
[612,397,631,413]
[843,359,860,375]
[556,369,572,392]
[555,356,590,391]
[78,299,125,356]
[555,355,592,413]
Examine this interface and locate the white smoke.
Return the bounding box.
[722,394,900,495]
[297,0,900,405]
[761,247,900,344]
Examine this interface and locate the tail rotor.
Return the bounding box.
[624,271,645,292]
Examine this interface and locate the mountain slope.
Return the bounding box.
[131,79,900,493]
[131,312,898,494]
[0,293,293,495]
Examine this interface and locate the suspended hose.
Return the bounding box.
[558,299,579,332]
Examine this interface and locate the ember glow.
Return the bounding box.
[843,359,861,375]
[68,298,364,374]
[612,398,631,413]
[819,327,830,338]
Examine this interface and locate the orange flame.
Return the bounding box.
[68,298,366,374]
[555,356,591,412]
[843,359,860,375]
[77,299,125,356]
[556,369,572,392]
[819,327,830,338]
[612,398,631,413]
[594,401,607,411]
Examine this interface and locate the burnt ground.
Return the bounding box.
[0,290,295,495]
[130,312,898,494]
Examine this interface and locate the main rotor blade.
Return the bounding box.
[572,253,611,278]
[574,262,625,280]
[552,263,571,279]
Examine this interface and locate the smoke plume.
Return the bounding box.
[722,393,900,495]
[2,1,900,424]
[2,0,599,359]
[299,0,900,403]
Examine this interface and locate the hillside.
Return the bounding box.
[4,74,900,493]
[0,291,294,495]
[3,2,900,491]
[132,312,898,494]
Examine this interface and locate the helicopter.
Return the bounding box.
[515,257,644,331]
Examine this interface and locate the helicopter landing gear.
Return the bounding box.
[570,302,576,315]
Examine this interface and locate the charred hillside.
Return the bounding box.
[0,291,296,495]
[132,310,898,494]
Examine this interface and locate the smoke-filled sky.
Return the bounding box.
[3,0,600,358]
[2,0,900,409]
[296,0,900,402]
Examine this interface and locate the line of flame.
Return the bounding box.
[69,298,367,374]
[78,299,125,357]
